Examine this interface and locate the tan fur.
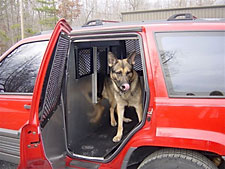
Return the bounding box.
[102,51,143,142]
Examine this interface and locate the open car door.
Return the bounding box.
[18,19,72,169]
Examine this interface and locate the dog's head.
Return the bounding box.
[108,51,136,92]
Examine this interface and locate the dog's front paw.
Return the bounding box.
[123,117,132,123]
[113,135,122,142]
[111,120,117,127]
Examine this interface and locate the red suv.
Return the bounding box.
[0,14,224,169]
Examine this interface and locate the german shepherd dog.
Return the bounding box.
[101,51,143,142]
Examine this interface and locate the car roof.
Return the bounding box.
[70,18,225,37]
[2,16,224,60]
[76,18,225,28]
[0,34,51,61]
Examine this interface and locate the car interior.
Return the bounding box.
[39,33,148,164]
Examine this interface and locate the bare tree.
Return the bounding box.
[0,0,224,55]
[58,0,81,24]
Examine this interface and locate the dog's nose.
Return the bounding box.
[121,83,130,91]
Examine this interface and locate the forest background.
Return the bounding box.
[0,0,224,55]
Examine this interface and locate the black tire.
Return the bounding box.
[138,148,218,169]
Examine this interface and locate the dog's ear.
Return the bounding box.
[127,51,136,65]
[108,52,117,67]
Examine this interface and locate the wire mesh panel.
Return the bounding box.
[76,47,108,78]
[75,39,142,79]
[125,39,142,71]
[76,48,93,78]
[40,34,70,128]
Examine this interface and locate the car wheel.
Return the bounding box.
[138,148,218,169]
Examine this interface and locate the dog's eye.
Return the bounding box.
[126,71,132,75]
[116,71,122,75]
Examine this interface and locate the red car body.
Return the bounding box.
[0,18,224,169]
[0,34,50,131]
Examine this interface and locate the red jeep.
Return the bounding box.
[0,14,224,169]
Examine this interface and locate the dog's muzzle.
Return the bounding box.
[121,83,130,91]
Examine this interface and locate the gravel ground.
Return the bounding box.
[0,161,17,169]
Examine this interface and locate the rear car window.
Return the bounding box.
[156,31,225,97]
[0,41,48,93]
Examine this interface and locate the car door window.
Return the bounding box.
[0,41,48,93]
[156,31,225,97]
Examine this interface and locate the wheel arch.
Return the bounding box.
[123,146,223,169]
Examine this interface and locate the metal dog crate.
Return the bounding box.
[65,37,144,158]
[75,39,142,78]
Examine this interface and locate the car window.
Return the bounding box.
[156,31,225,97]
[0,41,48,93]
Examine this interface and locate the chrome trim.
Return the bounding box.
[74,36,138,42]
[70,27,142,37]
[92,47,98,104]
[0,128,20,164]
[24,104,31,110]
[73,153,104,161]
[0,128,20,137]
[0,92,33,96]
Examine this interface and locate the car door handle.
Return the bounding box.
[24,104,31,110]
